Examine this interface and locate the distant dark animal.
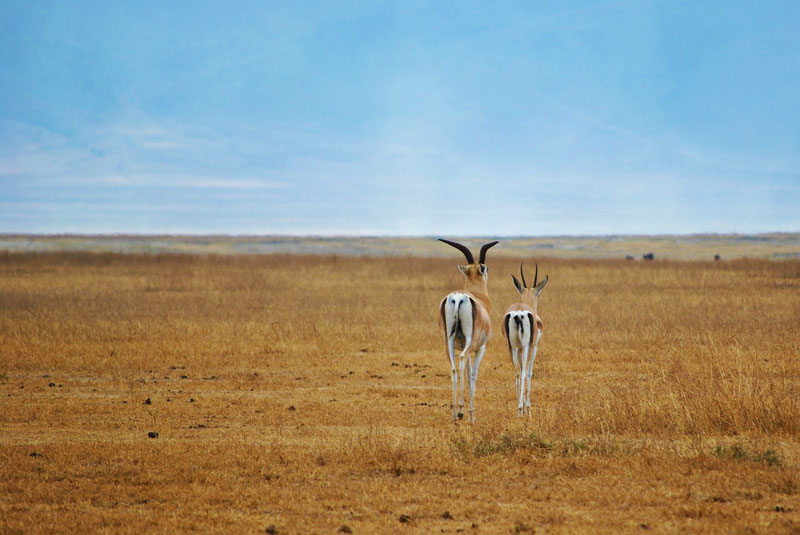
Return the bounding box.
[642,253,654,261]
[625,255,635,260]
[714,254,721,261]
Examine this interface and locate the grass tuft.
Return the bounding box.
[712,442,783,467]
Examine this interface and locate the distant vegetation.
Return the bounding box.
[1,232,799,259]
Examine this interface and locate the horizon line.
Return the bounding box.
[2,231,799,239]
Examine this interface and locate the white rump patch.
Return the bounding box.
[505,311,532,349]
[443,292,473,349]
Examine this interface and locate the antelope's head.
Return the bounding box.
[511,262,548,308]
[438,238,499,285]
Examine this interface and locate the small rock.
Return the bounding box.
[144,398,152,405]
[442,511,453,519]
[48,383,55,387]
[29,451,42,458]
[398,514,410,523]
[265,526,277,534]
[189,398,195,402]
[337,526,352,534]
[147,432,158,439]
[775,506,786,512]
[288,405,296,411]
[181,375,188,379]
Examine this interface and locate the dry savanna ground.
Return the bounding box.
[1,251,799,534]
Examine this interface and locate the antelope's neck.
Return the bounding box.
[521,294,538,312]
[464,280,491,312]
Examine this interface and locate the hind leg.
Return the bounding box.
[447,336,458,422]
[468,343,487,423]
[457,336,472,420]
[518,344,529,417]
[511,347,521,415]
[525,330,542,416]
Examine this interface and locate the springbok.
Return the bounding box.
[502,262,548,417]
[437,238,499,423]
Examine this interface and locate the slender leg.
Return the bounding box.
[457,337,471,420]
[468,343,487,423]
[447,335,458,422]
[518,343,529,416]
[511,347,520,413]
[525,330,542,416]
[466,356,474,422]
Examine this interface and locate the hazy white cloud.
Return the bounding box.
[1,2,798,234]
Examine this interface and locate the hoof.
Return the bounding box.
[457,412,464,420]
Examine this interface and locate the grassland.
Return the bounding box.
[1,251,799,533]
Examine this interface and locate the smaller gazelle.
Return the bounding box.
[502,262,548,416]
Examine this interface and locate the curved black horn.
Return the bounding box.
[479,240,499,264]
[438,238,474,264]
[520,262,527,289]
[533,262,539,288]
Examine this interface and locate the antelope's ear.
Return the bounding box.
[479,264,488,275]
[511,274,523,295]
[534,275,549,296]
[458,264,470,276]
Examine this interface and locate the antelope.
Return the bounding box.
[437,238,499,423]
[502,262,548,417]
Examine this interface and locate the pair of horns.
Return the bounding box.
[438,239,499,264]
[519,261,538,289]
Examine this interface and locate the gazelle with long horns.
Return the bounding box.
[437,238,499,423]
[502,262,549,416]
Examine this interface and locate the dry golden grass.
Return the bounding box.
[1,251,799,534]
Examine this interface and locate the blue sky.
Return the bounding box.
[1,1,798,235]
